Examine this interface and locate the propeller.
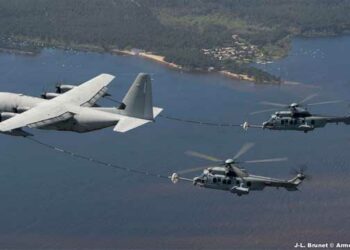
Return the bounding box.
[55,82,64,93]
[238,157,288,164]
[176,165,215,175]
[186,143,286,171]
[185,150,222,163]
[260,94,318,109]
[250,108,279,115]
[307,100,344,106]
[260,101,287,108]
[290,165,312,181]
[251,93,343,115]
[299,93,318,104]
[232,142,255,161]
[40,85,50,99]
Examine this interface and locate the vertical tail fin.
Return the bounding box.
[285,174,305,191]
[113,73,163,133]
[119,73,154,120]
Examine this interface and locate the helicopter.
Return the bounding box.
[170,143,308,196]
[242,94,350,133]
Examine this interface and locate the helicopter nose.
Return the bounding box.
[262,121,269,128]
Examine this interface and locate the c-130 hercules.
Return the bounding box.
[0,73,162,136]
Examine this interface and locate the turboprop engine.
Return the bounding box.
[0,112,17,121]
[41,92,60,100]
[13,106,30,113]
[55,84,110,97]
[55,84,76,94]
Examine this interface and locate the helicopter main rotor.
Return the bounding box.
[181,143,287,175]
[251,94,343,115]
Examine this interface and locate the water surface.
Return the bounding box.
[0,37,349,249]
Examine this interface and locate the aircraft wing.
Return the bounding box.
[0,102,74,132]
[54,73,115,107]
[0,74,115,132]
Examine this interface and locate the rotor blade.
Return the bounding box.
[260,101,287,107]
[290,164,310,179]
[299,93,318,104]
[299,164,308,173]
[233,143,255,161]
[304,174,312,181]
[177,166,214,175]
[250,108,278,115]
[240,157,288,164]
[307,100,343,106]
[185,151,222,162]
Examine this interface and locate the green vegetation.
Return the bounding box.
[0,0,350,83]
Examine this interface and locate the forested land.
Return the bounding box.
[0,0,350,83]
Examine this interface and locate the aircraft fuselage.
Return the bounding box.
[263,113,350,132]
[0,92,120,133]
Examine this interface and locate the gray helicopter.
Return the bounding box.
[243,94,350,133]
[170,143,307,196]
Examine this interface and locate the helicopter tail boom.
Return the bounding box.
[285,174,305,191]
[325,115,350,125]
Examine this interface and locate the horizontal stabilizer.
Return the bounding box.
[113,117,151,133]
[153,107,163,118]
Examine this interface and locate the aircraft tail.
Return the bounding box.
[286,174,305,191]
[118,73,158,120]
[344,116,350,125]
[113,73,162,132]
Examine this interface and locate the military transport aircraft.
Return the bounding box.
[170,143,307,196]
[0,73,162,136]
[242,94,350,133]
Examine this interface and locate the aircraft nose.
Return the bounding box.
[193,177,200,185]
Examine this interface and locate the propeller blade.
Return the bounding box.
[307,100,343,106]
[185,151,222,162]
[299,93,318,104]
[240,157,288,164]
[233,143,255,161]
[177,165,215,175]
[250,108,278,115]
[260,101,287,107]
[290,165,311,180]
[304,174,312,181]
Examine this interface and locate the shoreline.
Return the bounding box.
[112,49,183,70]
[219,70,255,82]
[112,49,258,83]
[0,47,38,56]
[0,42,274,84]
